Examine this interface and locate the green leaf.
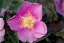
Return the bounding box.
[27,0,33,2]
[0,7,1,13]
[0,0,4,12]
[4,41,12,43]
[33,0,37,2]
[18,0,24,2]
[9,1,22,12]
[2,0,8,8]
[55,27,64,39]
[12,0,18,2]
[12,0,24,2]
[48,4,58,21]
[27,0,37,3]
[43,8,46,16]
[56,32,64,39]
[46,0,53,3]
[4,12,11,20]
[7,28,19,43]
[60,28,64,32]
[0,0,4,7]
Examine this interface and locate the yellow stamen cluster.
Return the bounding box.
[19,12,36,30]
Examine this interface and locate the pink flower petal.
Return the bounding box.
[26,30,37,43]
[54,0,64,16]
[54,0,60,4]
[17,1,32,16]
[33,21,47,38]
[0,18,4,30]
[0,36,4,42]
[17,1,42,20]
[0,29,5,37]
[17,29,37,43]
[33,32,45,38]
[7,14,22,30]
[27,4,42,21]
[17,29,27,42]
[56,6,64,16]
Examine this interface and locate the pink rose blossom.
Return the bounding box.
[0,18,5,42]
[7,1,47,43]
[54,0,64,16]
[0,18,4,30]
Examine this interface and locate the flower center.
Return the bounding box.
[19,12,36,30]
